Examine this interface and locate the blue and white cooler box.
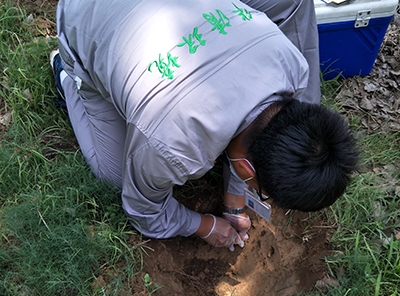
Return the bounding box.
[315,0,398,80]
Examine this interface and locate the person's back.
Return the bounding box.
[51,0,358,250]
[57,0,310,181]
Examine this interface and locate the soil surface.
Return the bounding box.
[140,195,334,296]
[5,0,400,295]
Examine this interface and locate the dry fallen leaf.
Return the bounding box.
[23,88,33,100]
[315,274,340,293]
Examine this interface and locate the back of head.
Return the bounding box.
[247,99,360,212]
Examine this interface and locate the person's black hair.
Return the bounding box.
[246,99,360,212]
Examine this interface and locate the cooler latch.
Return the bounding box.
[355,10,371,28]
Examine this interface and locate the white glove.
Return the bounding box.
[223,212,251,241]
[201,214,244,251]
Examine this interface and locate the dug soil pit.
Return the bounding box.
[141,216,333,296]
[135,178,334,296]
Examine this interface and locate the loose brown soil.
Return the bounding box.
[5,0,400,295]
[140,192,334,296]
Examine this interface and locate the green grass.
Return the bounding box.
[1,1,400,296]
[303,79,400,296]
[0,2,146,295]
[0,147,144,295]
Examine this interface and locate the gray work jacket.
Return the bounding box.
[57,0,309,238]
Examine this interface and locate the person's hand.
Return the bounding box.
[223,212,251,241]
[200,214,244,251]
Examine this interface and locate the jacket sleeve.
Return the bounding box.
[121,125,201,239]
[221,152,248,196]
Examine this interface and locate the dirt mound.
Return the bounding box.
[140,204,332,296]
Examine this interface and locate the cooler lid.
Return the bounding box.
[314,0,398,24]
